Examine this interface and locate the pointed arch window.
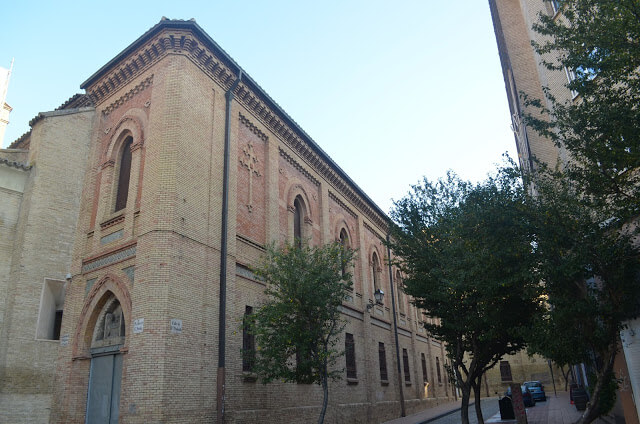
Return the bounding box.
[115,136,133,212]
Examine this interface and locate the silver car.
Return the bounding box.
[524,380,547,401]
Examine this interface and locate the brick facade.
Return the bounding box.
[1,18,454,423]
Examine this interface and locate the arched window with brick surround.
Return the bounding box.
[115,136,133,212]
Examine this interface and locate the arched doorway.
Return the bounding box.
[86,295,125,424]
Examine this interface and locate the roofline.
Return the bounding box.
[81,18,390,226]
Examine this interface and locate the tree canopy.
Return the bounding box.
[248,241,354,424]
[388,166,542,424]
[525,0,640,221]
[523,2,640,422]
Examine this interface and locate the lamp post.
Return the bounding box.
[366,289,385,312]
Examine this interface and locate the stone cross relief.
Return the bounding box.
[239,142,262,212]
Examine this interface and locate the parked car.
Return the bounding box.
[505,385,536,407]
[524,380,547,401]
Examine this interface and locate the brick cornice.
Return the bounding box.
[84,28,237,106]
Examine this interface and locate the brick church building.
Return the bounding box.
[0,18,454,423]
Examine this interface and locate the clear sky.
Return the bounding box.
[1,1,517,214]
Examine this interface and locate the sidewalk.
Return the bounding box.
[383,398,464,424]
[384,391,592,424]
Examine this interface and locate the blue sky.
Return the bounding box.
[1,1,517,213]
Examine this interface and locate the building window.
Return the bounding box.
[371,252,381,293]
[402,348,411,383]
[345,333,357,380]
[500,361,513,382]
[115,136,133,211]
[378,342,388,382]
[36,279,66,340]
[436,356,442,384]
[242,306,255,372]
[339,229,349,278]
[564,67,579,99]
[550,0,560,13]
[396,271,405,315]
[293,197,303,248]
[421,353,428,384]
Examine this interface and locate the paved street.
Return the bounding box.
[425,398,499,424]
[384,391,615,424]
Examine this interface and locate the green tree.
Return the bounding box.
[248,241,354,424]
[525,0,640,219]
[527,173,640,424]
[522,2,640,422]
[387,167,542,424]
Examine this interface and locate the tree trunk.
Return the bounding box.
[473,378,485,424]
[318,371,328,424]
[459,382,472,424]
[574,343,616,424]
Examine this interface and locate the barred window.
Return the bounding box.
[421,353,428,384]
[242,306,255,372]
[378,342,388,381]
[500,361,513,382]
[345,333,357,379]
[436,356,442,384]
[402,348,411,383]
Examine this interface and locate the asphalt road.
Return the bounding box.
[423,398,500,424]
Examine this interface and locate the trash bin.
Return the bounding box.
[573,388,588,411]
[499,396,515,420]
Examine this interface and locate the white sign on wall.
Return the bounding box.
[60,334,69,346]
[133,318,144,334]
[170,319,182,334]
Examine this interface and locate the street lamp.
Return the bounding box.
[366,289,385,312]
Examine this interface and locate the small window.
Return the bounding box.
[345,333,357,380]
[378,342,388,382]
[115,136,133,211]
[421,353,428,384]
[36,279,66,340]
[402,348,411,383]
[550,0,560,13]
[500,361,513,382]
[242,306,255,372]
[436,356,442,384]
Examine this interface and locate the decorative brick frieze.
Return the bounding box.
[239,113,268,142]
[328,191,357,220]
[102,75,154,116]
[100,213,125,230]
[81,244,136,274]
[279,148,319,186]
[363,221,383,240]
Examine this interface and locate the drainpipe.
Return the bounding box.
[217,70,243,424]
[387,234,406,417]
